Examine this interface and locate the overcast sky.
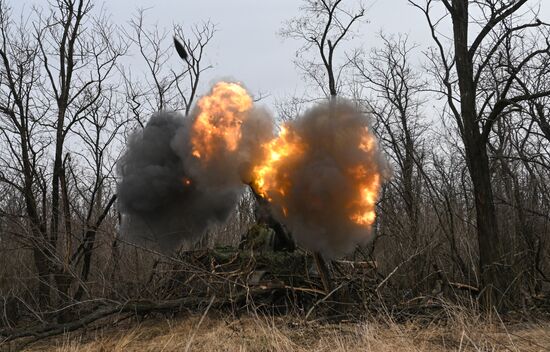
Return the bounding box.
[14,0,550,107]
[108,0,434,101]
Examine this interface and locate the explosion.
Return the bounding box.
[348,164,381,226]
[191,82,253,160]
[249,101,387,257]
[252,126,306,202]
[118,81,387,258]
[117,82,266,251]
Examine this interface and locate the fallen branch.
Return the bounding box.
[448,281,480,294]
[1,285,312,349]
[3,298,196,343]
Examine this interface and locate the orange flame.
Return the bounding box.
[251,126,306,202]
[191,82,253,160]
[349,128,380,226]
[359,127,376,152]
[251,123,381,228]
[348,165,380,226]
[182,177,192,186]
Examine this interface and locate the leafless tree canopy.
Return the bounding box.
[0,0,550,347]
[280,0,365,98]
[0,0,218,332]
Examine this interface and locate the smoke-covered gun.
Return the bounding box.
[245,182,295,252]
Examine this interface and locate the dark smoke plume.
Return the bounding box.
[117,83,274,252]
[118,82,387,258]
[116,112,238,251]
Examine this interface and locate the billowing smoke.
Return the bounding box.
[117,81,387,257]
[117,82,273,251]
[246,100,389,258]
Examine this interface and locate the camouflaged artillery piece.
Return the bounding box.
[145,220,378,316]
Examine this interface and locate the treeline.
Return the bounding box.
[0,0,549,334]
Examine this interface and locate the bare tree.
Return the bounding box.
[350,33,438,291]
[514,34,550,144]
[409,0,550,309]
[173,22,216,115]
[281,0,365,99]
[352,33,427,245]
[0,0,127,311]
[124,9,216,120]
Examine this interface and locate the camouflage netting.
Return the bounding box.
[142,224,379,315]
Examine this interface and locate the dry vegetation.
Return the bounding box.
[1,0,550,351]
[22,312,550,352]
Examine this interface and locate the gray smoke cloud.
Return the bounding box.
[245,100,390,258]
[117,82,387,258]
[117,83,273,252]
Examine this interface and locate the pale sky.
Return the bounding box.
[107,0,435,100]
[12,1,550,107]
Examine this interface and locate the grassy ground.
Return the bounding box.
[21,311,550,352]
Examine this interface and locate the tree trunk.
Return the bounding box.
[32,247,51,307]
[50,108,65,251]
[534,103,550,143]
[466,140,509,308]
[451,0,510,310]
[401,112,418,244]
[21,133,52,307]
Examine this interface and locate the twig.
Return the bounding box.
[305,282,346,320]
[184,295,216,352]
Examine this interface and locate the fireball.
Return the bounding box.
[191,82,253,160]
[252,126,306,202]
[348,164,381,226]
[251,115,382,229]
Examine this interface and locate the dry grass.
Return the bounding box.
[20,311,550,352]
